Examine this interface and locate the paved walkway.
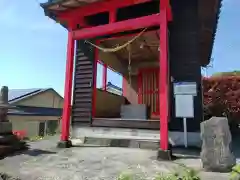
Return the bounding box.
[0,136,230,180]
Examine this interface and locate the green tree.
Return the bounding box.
[212,71,240,77]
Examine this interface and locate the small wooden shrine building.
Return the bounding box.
[40,0,222,158]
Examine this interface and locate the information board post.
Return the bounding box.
[174,82,197,148]
[183,117,187,148]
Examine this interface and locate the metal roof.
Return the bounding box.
[7,88,63,116]
[8,88,58,104]
[8,105,62,117]
[106,82,122,92]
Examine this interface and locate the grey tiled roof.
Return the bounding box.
[8,88,49,103]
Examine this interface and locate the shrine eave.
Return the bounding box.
[40,0,223,66]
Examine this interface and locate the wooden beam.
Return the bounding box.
[99,29,158,42]
[58,0,152,20]
[73,14,160,40]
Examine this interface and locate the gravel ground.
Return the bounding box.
[0,136,230,180]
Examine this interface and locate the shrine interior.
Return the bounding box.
[95,30,160,121]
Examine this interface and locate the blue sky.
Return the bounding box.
[0,0,239,96]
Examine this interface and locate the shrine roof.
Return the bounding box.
[40,0,223,66]
[41,0,103,12]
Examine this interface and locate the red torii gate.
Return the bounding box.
[58,0,172,157]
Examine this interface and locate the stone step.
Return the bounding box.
[72,127,201,147]
[71,136,160,150]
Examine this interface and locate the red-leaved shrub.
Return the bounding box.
[203,76,240,123]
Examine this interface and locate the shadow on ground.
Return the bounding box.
[0,172,21,180]
[17,149,56,156]
[5,148,57,159]
[172,147,200,160]
[171,137,240,160]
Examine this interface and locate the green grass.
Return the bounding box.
[117,164,201,180]
[27,133,58,142]
[230,164,240,180]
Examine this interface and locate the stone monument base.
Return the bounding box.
[0,122,12,134]
[0,122,27,158]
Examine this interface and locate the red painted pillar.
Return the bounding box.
[109,9,116,23]
[103,63,107,91]
[92,41,99,118]
[60,30,75,142]
[122,75,127,97]
[159,9,169,151]
[137,72,143,104]
[161,0,172,21]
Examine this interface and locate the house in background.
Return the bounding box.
[7,88,63,138]
[104,82,122,96]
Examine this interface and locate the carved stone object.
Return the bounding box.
[0,86,27,158]
[0,86,9,122]
[200,117,236,172]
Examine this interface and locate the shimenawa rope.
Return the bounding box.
[84,28,148,86]
[84,28,147,53]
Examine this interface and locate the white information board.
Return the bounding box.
[175,94,194,118]
[174,82,197,96]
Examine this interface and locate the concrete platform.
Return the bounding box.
[71,127,201,148]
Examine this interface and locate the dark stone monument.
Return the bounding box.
[200,117,236,172]
[0,86,27,158]
[0,86,8,122]
[0,86,13,134]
